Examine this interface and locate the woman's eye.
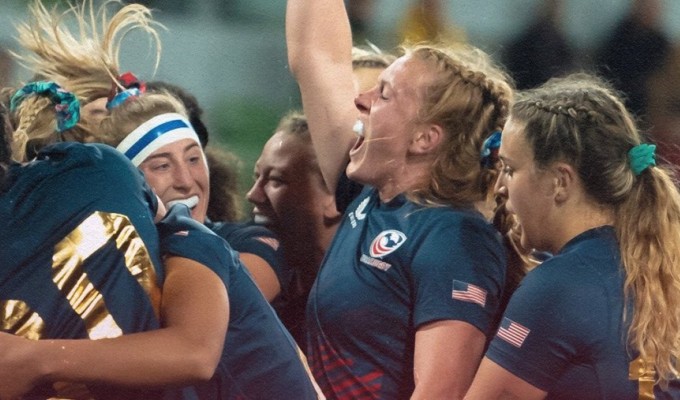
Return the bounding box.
[378,83,388,100]
[151,163,170,171]
[268,177,285,187]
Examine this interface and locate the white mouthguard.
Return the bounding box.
[167,195,199,210]
[352,120,365,138]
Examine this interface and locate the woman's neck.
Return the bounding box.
[377,156,433,203]
[550,202,615,254]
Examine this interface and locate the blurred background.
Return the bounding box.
[1,0,679,203]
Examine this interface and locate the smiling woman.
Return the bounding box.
[103,104,210,223]
[93,89,322,398]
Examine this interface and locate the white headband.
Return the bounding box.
[116,113,202,166]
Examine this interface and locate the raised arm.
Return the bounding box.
[286,0,359,193]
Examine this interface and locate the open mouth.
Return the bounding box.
[167,195,199,210]
[351,136,365,153]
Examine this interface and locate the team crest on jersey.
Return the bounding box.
[369,230,407,258]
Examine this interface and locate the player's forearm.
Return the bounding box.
[35,327,221,386]
[33,257,228,387]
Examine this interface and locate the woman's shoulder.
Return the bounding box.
[406,202,495,230]
[34,142,141,181]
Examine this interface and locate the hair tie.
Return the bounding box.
[628,143,656,176]
[10,81,80,132]
[480,130,502,168]
[117,72,146,91]
[107,87,142,109]
[106,71,147,108]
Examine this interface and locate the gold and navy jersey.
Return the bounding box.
[0,142,164,399]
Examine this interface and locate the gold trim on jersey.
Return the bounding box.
[111,213,162,319]
[0,300,44,340]
[51,211,161,339]
[629,355,656,399]
[2,212,159,340]
[2,211,161,399]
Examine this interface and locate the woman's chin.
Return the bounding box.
[346,160,363,181]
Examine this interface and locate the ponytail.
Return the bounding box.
[616,166,680,384]
[9,81,84,162]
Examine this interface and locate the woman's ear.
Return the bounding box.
[409,124,443,155]
[551,162,578,203]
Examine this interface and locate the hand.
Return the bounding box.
[0,332,41,400]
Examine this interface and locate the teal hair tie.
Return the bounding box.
[10,81,80,133]
[628,143,656,176]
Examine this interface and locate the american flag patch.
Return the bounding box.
[451,280,487,307]
[255,236,280,251]
[497,317,530,348]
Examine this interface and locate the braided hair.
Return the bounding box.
[402,44,514,209]
[512,73,680,386]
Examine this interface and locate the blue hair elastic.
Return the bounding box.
[106,87,142,109]
[10,81,80,132]
[628,143,656,176]
[481,130,502,168]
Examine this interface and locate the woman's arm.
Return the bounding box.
[411,320,486,399]
[286,0,358,193]
[239,252,281,301]
[0,256,228,396]
[464,357,546,400]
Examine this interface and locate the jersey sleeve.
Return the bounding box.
[484,259,604,391]
[411,214,506,336]
[208,222,291,296]
[156,205,238,289]
[232,227,286,282]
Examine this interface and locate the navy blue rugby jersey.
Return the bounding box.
[205,220,292,308]
[206,219,318,345]
[307,186,506,399]
[486,226,680,399]
[161,207,320,400]
[0,142,165,399]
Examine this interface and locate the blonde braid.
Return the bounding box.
[402,44,514,207]
[11,95,56,162]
